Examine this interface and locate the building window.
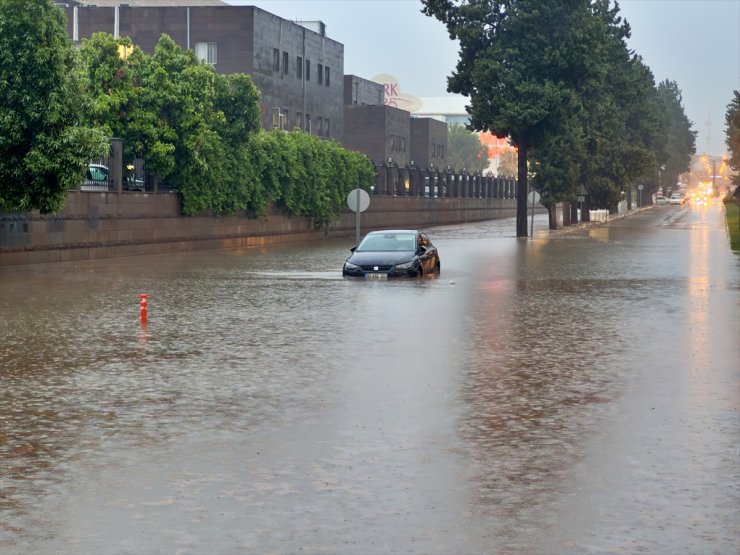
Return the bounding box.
[296,112,302,129]
[282,109,289,129]
[195,42,217,65]
[325,118,330,137]
[318,63,323,85]
[306,114,311,134]
[297,56,303,79]
[273,48,280,72]
[272,107,285,129]
[325,66,330,87]
[282,51,289,74]
[317,116,323,136]
[305,59,310,81]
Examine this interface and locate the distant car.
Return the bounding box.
[655,195,669,205]
[342,229,441,279]
[669,195,683,205]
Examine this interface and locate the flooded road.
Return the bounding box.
[1,203,738,554]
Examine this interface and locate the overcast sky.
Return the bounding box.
[228,0,740,157]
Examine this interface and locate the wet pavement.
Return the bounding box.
[1,202,738,554]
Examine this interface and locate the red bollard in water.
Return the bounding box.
[140,293,148,323]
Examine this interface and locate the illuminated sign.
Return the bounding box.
[372,74,422,112]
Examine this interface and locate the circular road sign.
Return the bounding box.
[347,188,370,213]
[638,184,644,191]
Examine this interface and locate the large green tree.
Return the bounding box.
[446,124,489,173]
[654,80,696,194]
[0,0,108,213]
[726,91,740,188]
[529,0,619,225]
[574,3,666,211]
[423,0,594,236]
[77,32,374,226]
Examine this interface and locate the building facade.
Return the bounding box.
[410,118,448,170]
[344,105,411,167]
[343,75,384,107]
[62,1,450,173]
[64,2,344,142]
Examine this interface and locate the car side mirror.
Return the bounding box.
[350,246,357,253]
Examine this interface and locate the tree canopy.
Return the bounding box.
[0,0,108,213]
[446,124,489,173]
[423,0,695,231]
[2,17,374,227]
[76,33,374,226]
[423,0,595,235]
[725,91,740,188]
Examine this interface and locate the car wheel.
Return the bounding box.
[434,261,441,276]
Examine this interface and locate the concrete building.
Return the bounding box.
[63,0,344,142]
[343,75,384,107]
[62,1,449,171]
[344,105,410,167]
[410,118,448,170]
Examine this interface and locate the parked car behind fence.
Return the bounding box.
[80,158,146,192]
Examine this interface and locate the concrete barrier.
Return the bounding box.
[0,191,523,266]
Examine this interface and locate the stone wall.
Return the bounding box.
[0,191,520,266]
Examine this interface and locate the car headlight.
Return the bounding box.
[344,262,360,271]
[393,260,415,270]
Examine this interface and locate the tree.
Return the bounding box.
[76,32,373,225]
[0,0,108,213]
[423,0,594,236]
[446,124,489,173]
[648,80,695,197]
[497,149,517,177]
[573,3,665,211]
[725,91,740,188]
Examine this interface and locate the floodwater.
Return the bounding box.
[1,203,738,554]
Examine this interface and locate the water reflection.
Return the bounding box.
[455,236,640,550]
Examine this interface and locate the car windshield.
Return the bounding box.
[357,233,416,252]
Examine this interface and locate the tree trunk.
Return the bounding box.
[516,145,528,237]
[563,202,572,226]
[570,202,579,224]
[626,185,632,210]
[548,204,558,230]
[582,199,590,222]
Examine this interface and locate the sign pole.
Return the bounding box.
[356,193,361,244]
[530,186,535,237]
[347,188,370,245]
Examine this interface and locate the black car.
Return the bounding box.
[342,229,441,279]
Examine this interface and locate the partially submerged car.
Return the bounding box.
[342,229,440,279]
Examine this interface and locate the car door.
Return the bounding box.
[418,232,434,273]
